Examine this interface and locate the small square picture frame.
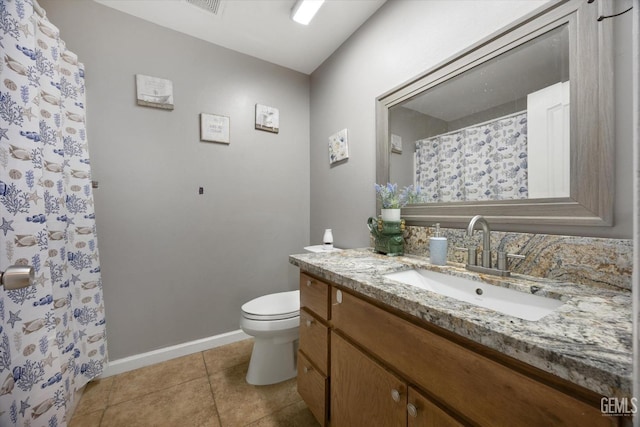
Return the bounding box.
[135,74,174,110]
[200,113,230,144]
[255,104,279,134]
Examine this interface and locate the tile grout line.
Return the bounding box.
[104,374,211,410]
[97,408,106,427]
[104,354,211,408]
[104,376,116,412]
[202,350,225,427]
[241,399,307,427]
[70,376,115,425]
[77,341,251,426]
[92,378,112,426]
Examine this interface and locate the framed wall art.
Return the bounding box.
[391,134,402,154]
[135,74,174,110]
[255,104,279,133]
[328,128,349,165]
[200,113,230,144]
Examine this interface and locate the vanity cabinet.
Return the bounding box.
[296,271,620,427]
[298,273,330,426]
[331,331,462,427]
[330,285,616,427]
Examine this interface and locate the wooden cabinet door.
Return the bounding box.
[407,387,463,427]
[331,332,407,427]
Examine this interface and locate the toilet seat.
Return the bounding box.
[242,311,299,321]
[241,290,300,321]
[240,315,301,335]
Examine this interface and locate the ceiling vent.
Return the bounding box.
[185,0,223,16]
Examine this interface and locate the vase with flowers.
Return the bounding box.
[374,183,413,222]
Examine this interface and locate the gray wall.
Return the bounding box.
[389,107,447,188]
[41,0,634,361]
[310,0,634,244]
[41,1,310,360]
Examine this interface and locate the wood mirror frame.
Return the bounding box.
[375,0,613,227]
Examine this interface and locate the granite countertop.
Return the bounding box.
[289,248,632,398]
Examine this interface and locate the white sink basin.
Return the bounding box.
[384,269,563,321]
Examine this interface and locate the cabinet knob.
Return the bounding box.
[305,319,314,327]
[303,366,312,374]
[306,280,312,287]
[391,389,402,402]
[407,403,418,418]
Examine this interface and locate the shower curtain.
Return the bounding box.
[415,111,529,203]
[0,1,107,425]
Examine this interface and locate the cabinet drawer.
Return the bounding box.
[297,350,328,426]
[300,272,330,320]
[299,308,329,376]
[332,287,614,427]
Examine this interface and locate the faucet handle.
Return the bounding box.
[497,252,525,271]
[454,247,477,266]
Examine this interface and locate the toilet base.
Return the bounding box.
[246,337,298,385]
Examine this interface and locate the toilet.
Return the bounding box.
[240,289,300,385]
[240,245,341,385]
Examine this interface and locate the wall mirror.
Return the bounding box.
[376,0,613,227]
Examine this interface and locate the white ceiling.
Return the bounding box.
[95,0,387,75]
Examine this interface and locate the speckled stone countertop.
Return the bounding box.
[289,248,632,398]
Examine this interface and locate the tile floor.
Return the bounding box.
[69,339,320,427]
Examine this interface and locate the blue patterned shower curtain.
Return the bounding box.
[415,111,529,203]
[0,1,107,425]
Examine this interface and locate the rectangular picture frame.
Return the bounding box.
[391,133,403,153]
[329,128,349,165]
[135,74,174,110]
[200,113,230,144]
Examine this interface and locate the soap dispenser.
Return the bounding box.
[323,229,334,250]
[429,223,448,265]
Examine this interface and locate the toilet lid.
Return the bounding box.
[242,290,300,321]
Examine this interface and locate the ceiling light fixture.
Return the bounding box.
[291,0,325,25]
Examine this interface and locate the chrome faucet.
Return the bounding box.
[467,215,491,268]
[464,215,525,277]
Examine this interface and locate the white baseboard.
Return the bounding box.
[100,329,251,378]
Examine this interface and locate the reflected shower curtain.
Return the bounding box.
[415,111,528,203]
[0,1,107,425]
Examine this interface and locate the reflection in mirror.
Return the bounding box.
[377,0,613,227]
[390,24,570,204]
